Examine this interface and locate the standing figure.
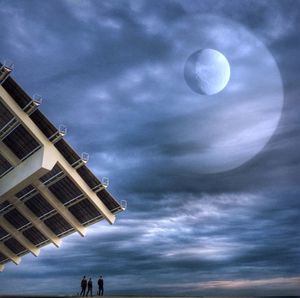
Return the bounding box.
[98,275,104,296]
[80,276,87,297]
[86,277,93,297]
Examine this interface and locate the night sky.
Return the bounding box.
[0,0,300,296]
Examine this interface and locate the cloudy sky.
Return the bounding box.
[0,0,300,296]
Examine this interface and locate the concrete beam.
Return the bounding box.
[0,242,21,265]
[0,141,20,166]
[0,219,40,257]
[0,135,86,239]
[33,182,87,237]
[57,161,116,224]
[0,144,61,247]
[9,197,61,248]
[0,146,57,201]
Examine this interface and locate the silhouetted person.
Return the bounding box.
[86,277,93,297]
[98,275,104,296]
[80,276,87,297]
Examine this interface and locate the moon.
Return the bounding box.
[184,49,231,95]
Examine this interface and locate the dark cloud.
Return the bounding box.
[0,0,300,296]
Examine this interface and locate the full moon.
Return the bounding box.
[184,49,231,95]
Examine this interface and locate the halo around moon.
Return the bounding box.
[164,15,283,173]
[184,49,231,95]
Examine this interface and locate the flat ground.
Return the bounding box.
[0,295,294,298]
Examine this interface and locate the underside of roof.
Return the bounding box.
[0,65,125,271]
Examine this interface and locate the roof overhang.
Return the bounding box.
[0,68,125,271]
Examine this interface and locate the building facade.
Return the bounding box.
[0,63,125,271]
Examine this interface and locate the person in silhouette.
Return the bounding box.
[80,276,87,297]
[97,275,104,296]
[86,277,93,297]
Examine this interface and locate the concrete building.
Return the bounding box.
[0,63,125,272]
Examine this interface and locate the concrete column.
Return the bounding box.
[0,242,21,265]
[0,146,57,201]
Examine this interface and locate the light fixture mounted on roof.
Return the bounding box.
[48,124,67,144]
[92,177,109,193]
[59,124,67,136]
[23,94,43,115]
[72,152,90,170]
[0,60,14,84]
[102,177,109,188]
[121,200,127,210]
[81,152,89,163]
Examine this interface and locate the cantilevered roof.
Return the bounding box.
[0,64,125,272]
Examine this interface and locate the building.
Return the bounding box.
[0,62,125,271]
